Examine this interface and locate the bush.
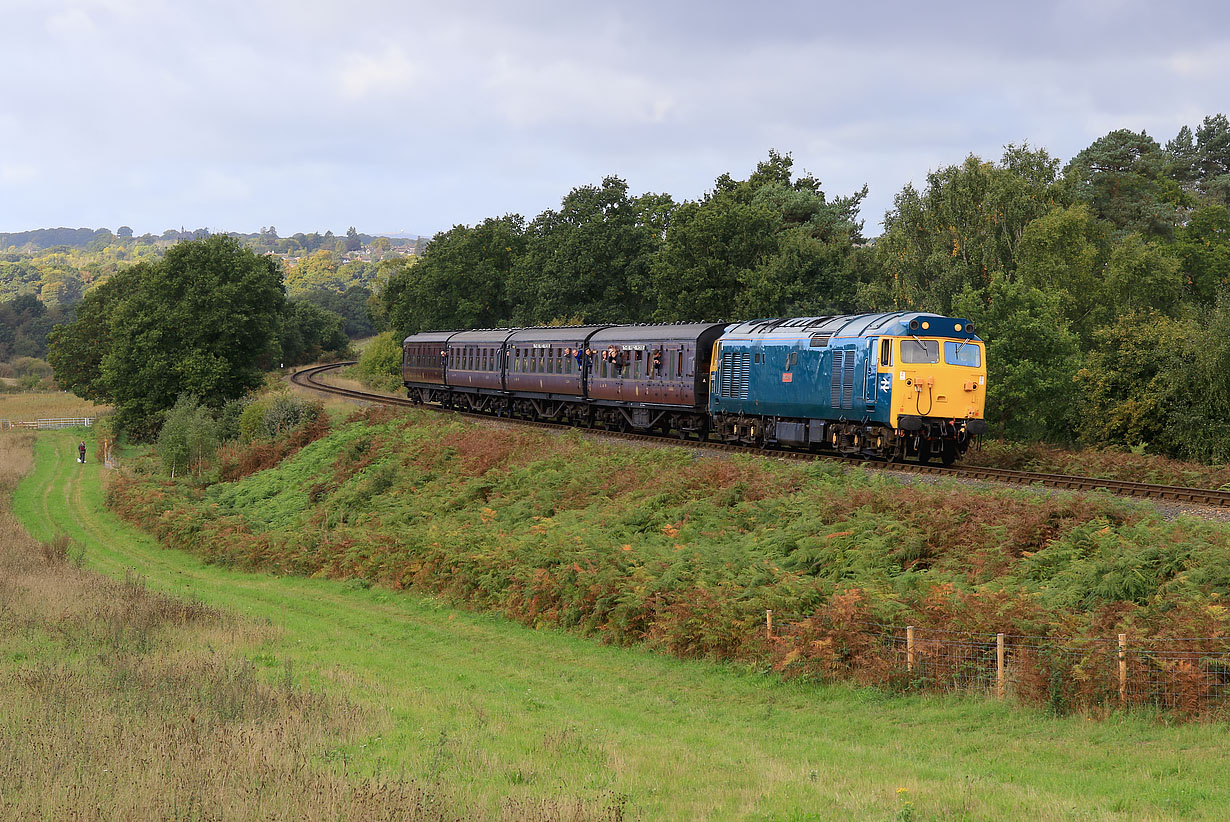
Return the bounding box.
[217,396,251,442]
[356,331,403,392]
[237,393,321,444]
[12,356,52,378]
[156,395,220,477]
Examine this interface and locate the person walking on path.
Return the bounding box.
[78,441,86,464]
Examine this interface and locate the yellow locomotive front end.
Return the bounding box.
[880,320,987,464]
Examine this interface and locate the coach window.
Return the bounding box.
[880,339,892,367]
[900,339,939,364]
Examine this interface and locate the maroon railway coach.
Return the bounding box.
[402,323,726,435]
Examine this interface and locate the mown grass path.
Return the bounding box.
[14,429,1230,820]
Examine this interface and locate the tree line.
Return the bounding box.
[372,118,1230,463]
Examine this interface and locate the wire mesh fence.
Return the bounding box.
[768,611,1230,716]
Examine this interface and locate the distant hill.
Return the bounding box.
[2,227,428,252]
[0,227,113,250]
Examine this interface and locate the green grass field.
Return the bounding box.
[11,428,1230,820]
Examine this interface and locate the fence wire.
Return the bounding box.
[769,612,1230,715]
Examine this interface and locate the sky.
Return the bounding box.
[3,0,1229,239]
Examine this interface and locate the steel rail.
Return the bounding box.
[292,362,1230,508]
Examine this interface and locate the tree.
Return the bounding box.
[510,177,666,324]
[299,285,376,338]
[953,277,1081,441]
[1165,125,1199,187]
[279,300,350,365]
[49,236,285,436]
[1102,234,1182,317]
[1173,205,1230,304]
[1015,204,1112,343]
[46,266,142,402]
[1064,129,1182,239]
[652,150,865,321]
[156,394,219,477]
[284,249,340,295]
[1076,313,1195,456]
[875,146,1064,313]
[380,215,524,335]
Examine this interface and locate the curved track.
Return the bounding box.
[293,362,1230,509]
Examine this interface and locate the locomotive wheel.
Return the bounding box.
[941,440,958,466]
[916,439,933,465]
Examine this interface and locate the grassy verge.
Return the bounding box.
[108,408,1230,713]
[10,427,1230,819]
[0,432,481,819]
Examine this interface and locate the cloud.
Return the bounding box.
[335,47,420,101]
[0,164,40,186]
[2,0,1230,236]
[46,7,96,38]
[484,53,677,128]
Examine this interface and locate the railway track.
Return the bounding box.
[292,362,1230,509]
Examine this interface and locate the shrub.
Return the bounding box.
[356,331,403,392]
[156,395,220,477]
[12,356,53,378]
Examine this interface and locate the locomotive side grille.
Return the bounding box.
[719,351,734,397]
[830,350,844,407]
[842,351,855,408]
[718,351,750,399]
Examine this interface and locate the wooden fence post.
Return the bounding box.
[906,625,915,674]
[765,610,773,640]
[1118,633,1127,709]
[996,633,1005,701]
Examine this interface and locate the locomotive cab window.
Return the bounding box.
[944,341,981,367]
[880,339,892,366]
[900,339,939,364]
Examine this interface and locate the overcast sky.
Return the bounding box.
[3,0,1228,239]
